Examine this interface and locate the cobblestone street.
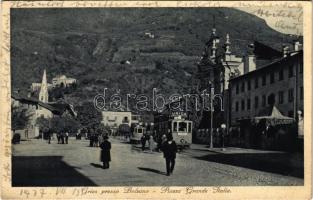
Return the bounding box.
[12,138,303,186]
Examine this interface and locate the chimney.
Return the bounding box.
[243,43,256,73]
[283,45,290,57]
[244,55,256,73]
[294,41,302,51]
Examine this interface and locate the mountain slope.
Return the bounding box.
[11,8,297,106]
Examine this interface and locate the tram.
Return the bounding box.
[154,112,193,148]
[130,125,146,144]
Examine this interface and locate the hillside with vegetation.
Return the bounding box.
[11,8,297,107]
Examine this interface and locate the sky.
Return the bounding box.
[238,7,303,36]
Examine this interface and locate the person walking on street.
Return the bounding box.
[48,130,51,144]
[100,136,111,169]
[65,131,69,144]
[94,133,99,147]
[141,135,146,151]
[161,134,177,176]
[98,133,104,146]
[89,132,94,147]
[161,134,167,145]
[148,135,154,152]
[61,131,65,144]
[57,132,61,144]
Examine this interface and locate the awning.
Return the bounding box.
[253,106,295,125]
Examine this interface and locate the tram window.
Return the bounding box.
[138,128,142,133]
[173,122,177,131]
[178,122,187,132]
[188,122,192,133]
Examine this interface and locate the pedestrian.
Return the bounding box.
[48,130,51,144]
[98,133,104,145]
[100,136,111,169]
[94,134,99,147]
[148,135,154,152]
[161,134,177,176]
[158,134,166,152]
[61,131,65,144]
[141,135,146,151]
[65,131,69,144]
[57,132,60,144]
[161,134,167,144]
[89,133,94,147]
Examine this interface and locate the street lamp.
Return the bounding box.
[221,123,226,151]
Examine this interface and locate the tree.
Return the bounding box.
[12,107,31,132]
[63,116,80,134]
[48,116,80,134]
[77,102,103,133]
[36,116,50,133]
[36,114,80,137]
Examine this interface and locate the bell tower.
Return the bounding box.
[39,69,49,103]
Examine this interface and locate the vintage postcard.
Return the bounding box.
[0,1,312,199]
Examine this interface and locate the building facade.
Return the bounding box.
[31,74,76,92]
[196,27,245,130]
[102,111,132,128]
[229,49,303,127]
[52,75,77,88]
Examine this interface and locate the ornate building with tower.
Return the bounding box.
[196,26,245,131]
[196,25,303,141]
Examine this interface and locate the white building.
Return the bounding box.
[102,111,132,128]
[52,75,77,88]
[31,82,53,92]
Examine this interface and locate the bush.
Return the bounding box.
[12,133,21,144]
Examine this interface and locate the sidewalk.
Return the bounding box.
[191,145,285,154]
[189,144,304,178]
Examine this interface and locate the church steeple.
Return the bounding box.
[39,69,48,103]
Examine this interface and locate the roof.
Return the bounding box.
[253,41,282,60]
[254,106,295,125]
[48,102,77,117]
[239,106,295,125]
[229,50,303,82]
[12,93,77,117]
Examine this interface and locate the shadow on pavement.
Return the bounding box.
[12,156,97,186]
[90,163,103,168]
[138,167,166,175]
[194,152,303,178]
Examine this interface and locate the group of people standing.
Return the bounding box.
[46,131,69,144]
[56,132,69,144]
[89,133,103,147]
[140,134,155,152]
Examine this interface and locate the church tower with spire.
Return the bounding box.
[39,69,49,103]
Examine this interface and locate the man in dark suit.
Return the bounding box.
[100,136,111,169]
[161,134,177,176]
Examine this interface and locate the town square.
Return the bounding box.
[10,7,304,187]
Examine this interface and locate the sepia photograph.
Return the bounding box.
[9,5,306,189]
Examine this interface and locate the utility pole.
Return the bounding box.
[210,85,214,148]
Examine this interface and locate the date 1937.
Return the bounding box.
[19,189,47,198]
